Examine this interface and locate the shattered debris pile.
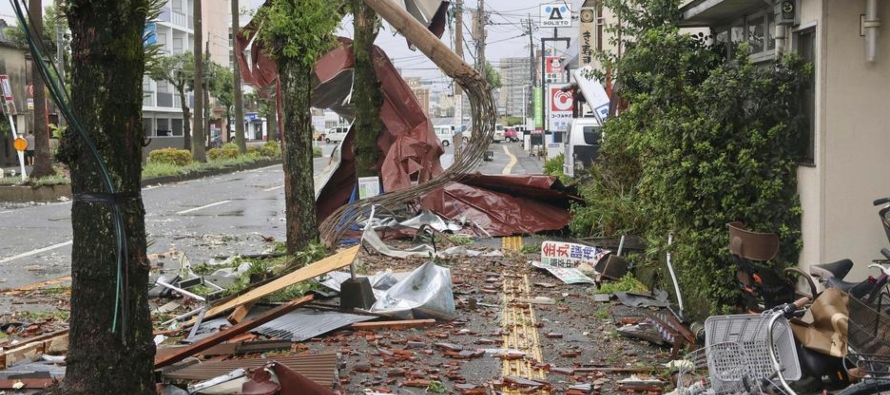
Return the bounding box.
[0,233,711,394]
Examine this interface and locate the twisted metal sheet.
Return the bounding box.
[319,39,496,245]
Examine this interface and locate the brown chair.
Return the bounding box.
[727,222,817,310]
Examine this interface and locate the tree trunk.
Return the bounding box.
[29,0,55,178]
[43,1,155,394]
[279,62,318,254]
[352,0,383,178]
[266,97,279,142]
[232,0,247,153]
[191,0,206,161]
[179,88,191,151]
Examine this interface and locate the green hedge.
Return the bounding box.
[148,148,192,166]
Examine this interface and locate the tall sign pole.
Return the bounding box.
[1,75,26,180]
[453,0,463,133]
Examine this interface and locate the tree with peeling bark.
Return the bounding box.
[42,0,158,394]
[255,0,342,254]
[351,0,385,178]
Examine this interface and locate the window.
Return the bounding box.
[171,118,184,137]
[717,9,776,62]
[795,28,816,165]
[156,118,171,137]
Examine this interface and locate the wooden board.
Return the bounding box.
[226,301,255,324]
[0,331,69,369]
[195,246,359,322]
[350,319,436,330]
[155,295,313,369]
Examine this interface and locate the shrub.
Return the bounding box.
[260,141,281,158]
[313,146,322,158]
[148,148,192,166]
[570,0,809,319]
[208,144,240,161]
[543,153,564,177]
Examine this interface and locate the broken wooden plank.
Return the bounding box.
[227,301,255,324]
[195,246,359,322]
[155,295,313,369]
[0,331,69,369]
[0,276,72,294]
[350,319,436,330]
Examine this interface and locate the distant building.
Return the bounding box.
[404,77,431,115]
[498,57,532,118]
[142,0,230,154]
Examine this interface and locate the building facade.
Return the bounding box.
[142,0,230,155]
[680,0,889,281]
[0,20,28,167]
[498,57,532,119]
[405,77,431,115]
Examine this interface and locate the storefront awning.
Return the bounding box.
[679,0,766,27]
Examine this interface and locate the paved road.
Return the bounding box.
[0,141,540,289]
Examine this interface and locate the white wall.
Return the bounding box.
[798,0,890,281]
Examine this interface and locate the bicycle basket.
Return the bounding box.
[847,292,890,375]
[676,341,762,394]
[705,313,801,381]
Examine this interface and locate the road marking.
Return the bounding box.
[0,211,12,215]
[502,145,518,175]
[263,185,284,192]
[177,200,231,215]
[0,240,73,264]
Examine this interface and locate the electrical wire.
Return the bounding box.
[10,0,130,339]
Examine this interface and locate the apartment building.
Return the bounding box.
[142,0,229,154]
[497,57,533,118]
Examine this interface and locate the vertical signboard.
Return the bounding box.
[453,95,462,131]
[579,0,595,67]
[549,87,573,131]
[533,87,542,128]
[0,74,14,113]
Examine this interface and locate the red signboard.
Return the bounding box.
[0,75,13,102]
[550,87,574,112]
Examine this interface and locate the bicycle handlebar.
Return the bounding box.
[874,197,890,206]
[868,263,890,277]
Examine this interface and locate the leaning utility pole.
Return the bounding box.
[204,40,211,148]
[192,0,206,161]
[475,0,485,73]
[526,15,535,123]
[232,0,246,153]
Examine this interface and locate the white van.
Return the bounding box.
[324,126,349,144]
[434,125,454,147]
[563,118,602,178]
[492,124,505,143]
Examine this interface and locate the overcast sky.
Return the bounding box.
[1,0,580,93]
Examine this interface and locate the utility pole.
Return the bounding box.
[527,15,535,125]
[232,0,246,153]
[453,0,464,132]
[192,0,206,161]
[204,40,211,148]
[475,0,485,73]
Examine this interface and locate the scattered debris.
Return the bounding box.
[531,261,595,284]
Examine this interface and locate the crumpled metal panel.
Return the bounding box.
[251,307,375,342]
[420,178,573,236]
[192,308,374,342]
[162,353,338,384]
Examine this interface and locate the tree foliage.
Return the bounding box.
[147,52,196,150]
[255,0,342,253]
[484,61,501,89]
[572,0,810,318]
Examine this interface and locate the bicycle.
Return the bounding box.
[674,291,890,394]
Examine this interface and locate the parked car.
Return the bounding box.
[504,128,519,142]
[325,126,349,144]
